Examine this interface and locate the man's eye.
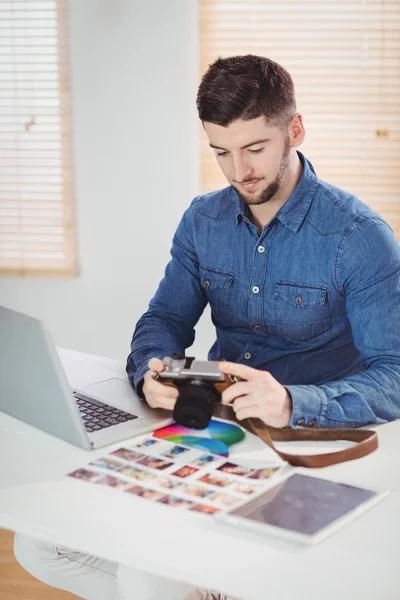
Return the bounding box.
[216,151,228,157]
[248,148,263,154]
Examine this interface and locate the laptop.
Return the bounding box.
[0,306,173,450]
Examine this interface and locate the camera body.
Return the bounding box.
[153,356,235,429]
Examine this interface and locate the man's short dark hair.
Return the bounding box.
[197,55,296,128]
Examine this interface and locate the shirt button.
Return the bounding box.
[257,245,265,253]
[203,280,210,289]
[252,286,259,294]
[244,352,252,360]
[295,296,302,305]
[254,324,261,331]
[308,420,317,427]
[297,418,305,426]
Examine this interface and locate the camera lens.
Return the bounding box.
[172,380,220,429]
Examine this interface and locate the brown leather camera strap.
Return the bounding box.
[244,417,378,468]
[214,405,378,468]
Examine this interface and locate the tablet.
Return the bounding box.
[215,473,389,545]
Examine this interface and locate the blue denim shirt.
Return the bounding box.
[127,152,400,428]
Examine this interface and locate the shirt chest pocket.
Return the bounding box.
[274,282,332,343]
[199,266,235,326]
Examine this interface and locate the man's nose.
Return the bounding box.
[232,156,252,182]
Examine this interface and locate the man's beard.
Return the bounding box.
[235,138,291,206]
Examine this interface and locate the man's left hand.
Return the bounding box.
[219,361,292,428]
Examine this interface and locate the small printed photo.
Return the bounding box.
[110,447,145,462]
[125,485,165,500]
[198,472,233,488]
[68,468,100,482]
[135,438,160,448]
[208,492,239,507]
[231,482,257,495]
[95,474,130,490]
[120,466,156,481]
[137,456,174,470]
[89,457,124,472]
[161,444,190,459]
[154,477,183,490]
[157,495,194,509]
[190,504,220,515]
[180,484,213,498]
[217,461,254,477]
[246,466,280,480]
[191,454,219,468]
[172,465,199,478]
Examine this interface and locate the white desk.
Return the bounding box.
[0,349,399,600]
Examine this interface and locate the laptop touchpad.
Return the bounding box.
[83,378,136,402]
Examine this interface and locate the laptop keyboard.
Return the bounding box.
[73,391,138,433]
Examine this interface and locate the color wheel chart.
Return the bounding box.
[152,419,245,456]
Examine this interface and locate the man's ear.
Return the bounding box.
[289,113,305,148]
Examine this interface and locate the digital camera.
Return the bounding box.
[152,356,237,429]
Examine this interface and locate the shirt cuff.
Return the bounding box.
[133,364,150,400]
[285,384,328,428]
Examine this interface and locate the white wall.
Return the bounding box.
[0,0,215,363]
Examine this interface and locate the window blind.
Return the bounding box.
[0,0,76,276]
[199,0,400,240]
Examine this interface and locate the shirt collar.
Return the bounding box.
[233,151,319,233]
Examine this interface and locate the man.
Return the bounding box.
[127,54,400,432]
[14,55,400,600]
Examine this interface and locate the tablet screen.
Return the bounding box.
[230,473,377,536]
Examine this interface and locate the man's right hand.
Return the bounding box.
[142,357,179,410]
